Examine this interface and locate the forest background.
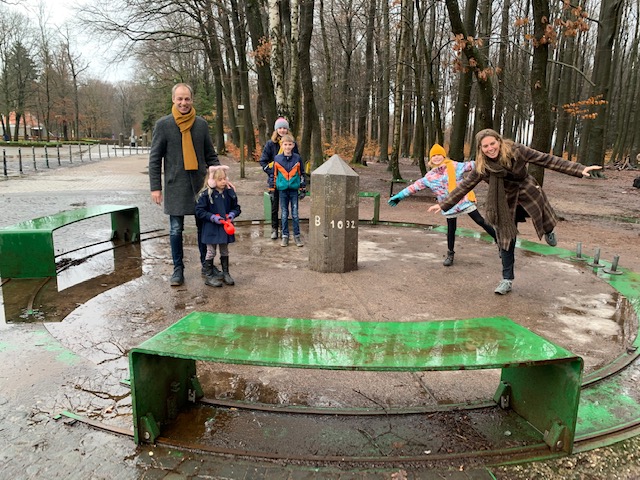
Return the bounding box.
[2,0,639,183]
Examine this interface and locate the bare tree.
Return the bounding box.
[493,0,511,132]
[34,4,55,141]
[528,0,552,185]
[298,0,323,170]
[286,0,300,128]
[444,0,493,129]
[269,0,288,116]
[376,0,390,163]
[389,0,410,180]
[229,0,256,158]
[580,0,624,170]
[352,0,375,165]
[448,0,478,161]
[245,0,277,142]
[60,28,89,140]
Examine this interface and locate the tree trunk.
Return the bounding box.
[352,0,375,165]
[493,0,510,132]
[449,0,478,162]
[528,0,552,186]
[13,113,21,141]
[580,0,624,170]
[611,9,639,165]
[444,0,493,129]
[230,0,256,158]
[412,0,429,175]
[245,0,277,142]
[286,0,300,129]
[269,0,288,116]
[552,33,576,157]
[319,0,333,146]
[299,0,324,170]
[377,0,390,163]
[427,5,443,147]
[199,5,228,153]
[471,0,491,152]
[389,0,409,180]
[400,3,413,159]
[214,5,239,146]
[336,0,355,136]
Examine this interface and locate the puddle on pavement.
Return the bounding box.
[0,242,143,324]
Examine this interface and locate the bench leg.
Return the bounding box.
[110,208,140,243]
[497,359,582,453]
[0,231,56,278]
[130,352,197,444]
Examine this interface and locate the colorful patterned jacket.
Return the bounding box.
[395,160,477,216]
[269,153,306,192]
[259,139,299,188]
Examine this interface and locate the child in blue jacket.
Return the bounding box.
[388,144,496,266]
[269,134,306,247]
[195,165,241,286]
[259,117,299,240]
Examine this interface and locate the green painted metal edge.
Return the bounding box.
[0,204,139,232]
[0,204,140,278]
[132,313,579,371]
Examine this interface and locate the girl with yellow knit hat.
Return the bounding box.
[388,143,496,266]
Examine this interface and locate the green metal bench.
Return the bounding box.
[0,204,140,279]
[129,312,583,453]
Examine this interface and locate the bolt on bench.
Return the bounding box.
[0,204,140,279]
[129,312,583,453]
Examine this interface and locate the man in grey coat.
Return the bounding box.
[149,83,220,286]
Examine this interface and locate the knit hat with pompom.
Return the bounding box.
[274,117,290,130]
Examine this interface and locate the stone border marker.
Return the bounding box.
[308,154,359,273]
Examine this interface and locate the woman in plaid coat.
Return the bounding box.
[430,128,601,295]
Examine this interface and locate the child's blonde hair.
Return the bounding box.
[280,133,295,144]
[197,165,230,200]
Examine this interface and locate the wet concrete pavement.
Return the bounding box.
[0,153,637,479]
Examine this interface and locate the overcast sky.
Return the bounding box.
[10,0,133,82]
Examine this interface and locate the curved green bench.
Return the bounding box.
[129,312,583,453]
[0,204,139,279]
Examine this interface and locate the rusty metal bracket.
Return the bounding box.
[544,420,567,452]
[189,375,204,403]
[140,413,160,443]
[493,381,512,409]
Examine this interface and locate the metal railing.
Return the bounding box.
[1,144,150,178]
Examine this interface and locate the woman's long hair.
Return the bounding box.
[474,129,514,174]
[271,129,286,143]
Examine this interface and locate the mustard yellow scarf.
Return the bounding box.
[444,159,476,202]
[172,105,198,170]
